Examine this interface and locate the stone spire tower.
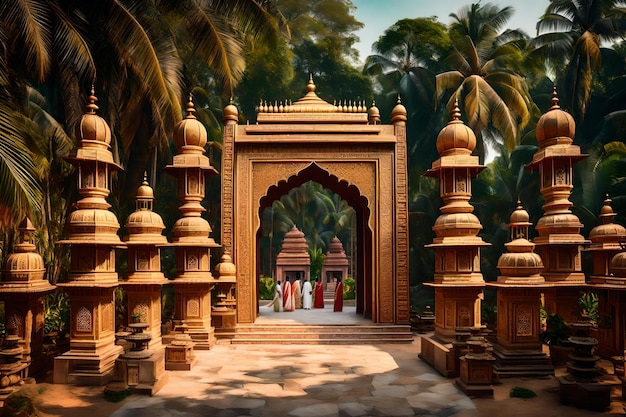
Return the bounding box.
[54,89,125,384]
[0,218,55,376]
[420,103,488,377]
[587,197,626,357]
[526,89,588,321]
[488,202,553,377]
[165,96,220,349]
[121,175,169,350]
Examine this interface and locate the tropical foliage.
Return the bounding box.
[1,0,626,312]
[0,0,282,282]
[260,181,354,278]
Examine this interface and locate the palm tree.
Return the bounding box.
[533,0,626,122]
[364,18,450,171]
[437,2,533,163]
[0,1,281,282]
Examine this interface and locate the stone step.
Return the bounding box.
[231,324,413,345]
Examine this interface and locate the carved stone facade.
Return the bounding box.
[221,79,409,324]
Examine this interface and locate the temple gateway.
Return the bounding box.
[221,77,410,325]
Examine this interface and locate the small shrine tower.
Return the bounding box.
[212,252,237,339]
[587,197,626,357]
[488,202,553,377]
[164,96,220,349]
[526,89,588,321]
[420,103,488,377]
[321,236,349,290]
[0,218,55,376]
[121,176,169,350]
[275,226,311,283]
[54,89,125,384]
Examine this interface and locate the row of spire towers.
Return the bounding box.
[420,89,626,378]
[46,91,236,384]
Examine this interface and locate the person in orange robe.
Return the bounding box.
[313,279,324,308]
[283,277,294,311]
[293,278,302,309]
[333,278,343,312]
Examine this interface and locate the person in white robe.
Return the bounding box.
[301,278,313,310]
[272,280,283,312]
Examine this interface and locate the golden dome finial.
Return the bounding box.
[86,85,99,114]
[307,74,316,93]
[550,86,560,110]
[391,94,407,125]
[451,99,461,121]
[185,93,197,119]
[600,194,615,224]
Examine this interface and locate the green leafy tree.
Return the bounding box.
[364,18,451,171]
[0,0,281,281]
[437,2,533,163]
[237,0,372,120]
[533,0,626,121]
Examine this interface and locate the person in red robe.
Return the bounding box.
[313,279,324,308]
[333,278,343,312]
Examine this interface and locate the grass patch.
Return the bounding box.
[509,386,537,398]
[104,387,132,403]
[5,391,39,415]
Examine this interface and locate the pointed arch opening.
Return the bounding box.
[256,163,373,320]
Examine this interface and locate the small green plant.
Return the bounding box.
[343,277,355,300]
[578,291,598,323]
[259,276,275,300]
[4,391,38,415]
[130,311,146,323]
[481,302,497,328]
[510,386,537,398]
[44,290,70,335]
[540,314,570,346]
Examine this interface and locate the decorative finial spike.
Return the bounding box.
[307,74,316,93]
[397,94,401,104]
[550,86,560,109]
[185,93,196,119]
[451,99,461,120]
[86,85,98,114]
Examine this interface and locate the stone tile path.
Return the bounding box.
[109,341,477,417]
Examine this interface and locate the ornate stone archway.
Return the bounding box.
[221,79,409,324]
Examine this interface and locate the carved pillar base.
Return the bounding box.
[431,286,483,343]
[53,286,122,385]
[123,284,164,351]
[111,348,168,395]
[490,286,554,377]
[174,283,215,349]
[419,285,483,377]
[1,293,50,377]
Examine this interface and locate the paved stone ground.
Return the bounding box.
[30,339,626,417]
[111,342,476,417]
[23,306,626,416]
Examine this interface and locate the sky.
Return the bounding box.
[352,0,551,62]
